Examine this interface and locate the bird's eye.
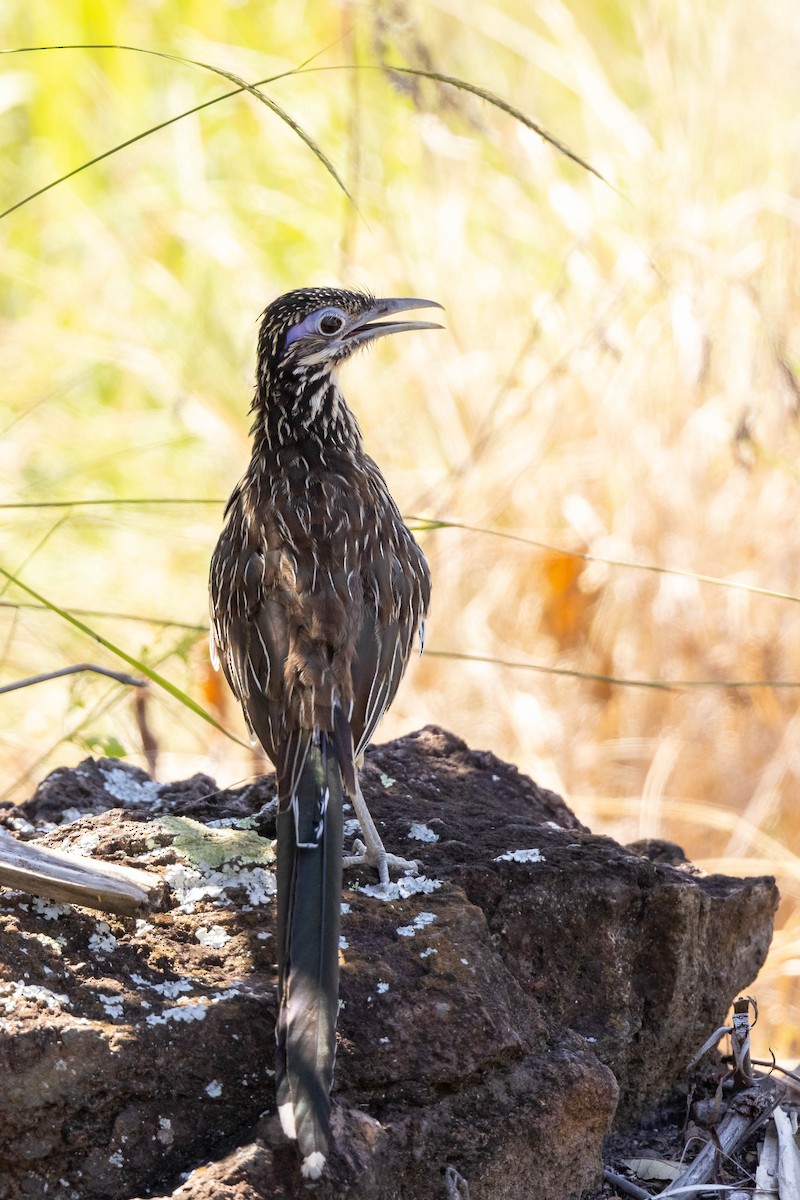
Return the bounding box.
[316,309,346,336]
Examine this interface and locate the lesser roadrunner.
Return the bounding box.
[209,287,441,1178]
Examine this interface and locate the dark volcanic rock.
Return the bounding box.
[0,727,777,1200]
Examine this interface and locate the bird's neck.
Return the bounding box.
[251,372,364,458]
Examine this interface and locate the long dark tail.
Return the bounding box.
[275,734,344,1180]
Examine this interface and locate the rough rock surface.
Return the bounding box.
[0,727,777,1200]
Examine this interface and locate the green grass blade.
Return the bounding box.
[0,600,206,631]
[0,513,70,601]
[0,43,352,220]
[5,499,799,607]
[0,563,246,745]
[0,499,222,508]
[410,517,800,607]
[427,649,800,691]
[383,64,611,188]
[5,499,800,606]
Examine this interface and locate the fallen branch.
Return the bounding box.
[662,1081,783,1197]
[754,1119,779,1200]
[774,1105,800,1198]
[0,827,168,917]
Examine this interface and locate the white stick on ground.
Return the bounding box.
[0,827,167,917]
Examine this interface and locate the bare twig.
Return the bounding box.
[662,1082,783,1197]
[0,663,145,695]
[134,688,159,779]
[603,1167,653,1199]
[730,997,756,1090]
[752,1059,800,1093]
[687,1023,733,1070]
[0,828,168,917]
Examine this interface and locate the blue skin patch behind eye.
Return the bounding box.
[284,308,343,350]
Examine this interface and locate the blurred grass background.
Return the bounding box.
[2,0,800,1064]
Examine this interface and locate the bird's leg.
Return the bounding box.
[342,779,420,889]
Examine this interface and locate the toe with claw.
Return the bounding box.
[342,782,421,891]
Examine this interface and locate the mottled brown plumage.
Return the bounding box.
[208,287,440,1177]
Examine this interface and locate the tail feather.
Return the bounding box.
[275,735,343,1174]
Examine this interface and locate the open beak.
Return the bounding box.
[342,297,444,347]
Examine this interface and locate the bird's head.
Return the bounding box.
[251,287,442,449]
[256,287,443,389]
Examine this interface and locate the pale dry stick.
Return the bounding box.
[661,1082,784,1198]
[773,1105,800,1199]
[444,1166,470,1199]
[687,1023,734,1071]
[730,997,756,1089]
[754,1120,780,1200]
[0,828,167,917]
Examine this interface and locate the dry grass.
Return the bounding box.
[2,0,800,1061]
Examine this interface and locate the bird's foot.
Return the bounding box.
[342,780,420,891]
[343,837,420,890]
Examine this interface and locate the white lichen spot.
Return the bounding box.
[339,936,349,951]
[408,821,438,843]
[108,1150,124,1168]
[491,774,500,782]
[494,848,545,864]
[235,867,277,905]
[379,1036,390,1043]
[101,766,161,807]
[205,1079,222,1098]
[24,931,63,956]
[31,898,72,921]
[460,958,469,966]
[156,1116,174,1147]
[146,1003,208,1026]
[165,862,276,911]
[379,773,396,788]
[359,875,442,902]
[6,815,35,834]
[98,993,125,1021]
[256,931,271,941]
[0,981,71,1011]
[88,922,117,955]
[131,974,193,1000]
[396,911,437,938]
[59,807,87,825]
[72,830,102,855]
[376,981,389,994]
[195,925,229,948]
[144,986,241,1026]
[343,817,361,840]
[420,947,438,959]
[340,901,351,915]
